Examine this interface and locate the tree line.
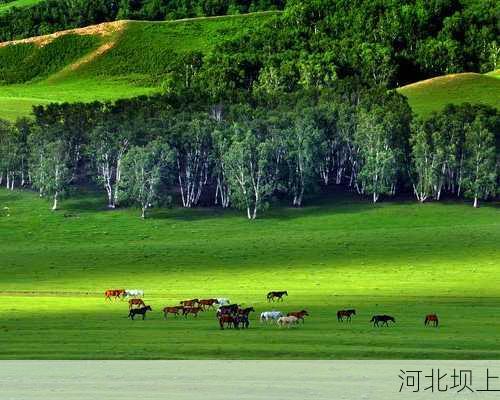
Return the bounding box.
[0,88,498,218]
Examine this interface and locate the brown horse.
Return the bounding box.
[287,310,309,323]
[128,298,146,309]
[105,289,125,301]
[183,306,203,317]
[267,291,288,302]
[425,314,439,327]
[180,299,199,307]
[337,309,356,322]
[219,314,238,330]
[199,299,219,310]
[163,306,183,319]
[238,307,255,316]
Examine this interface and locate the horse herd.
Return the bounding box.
[105,289,440,328]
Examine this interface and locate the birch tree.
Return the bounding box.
[223,122,276,220]
[462,118,497,208]
[410,122,440,202]
[172,116,212,208]
[30,140,70,211]
[88,120,131,208]
[119,140,171,218]
[282,116,319,206]
[212,125,231,208]
[355,109,398,203]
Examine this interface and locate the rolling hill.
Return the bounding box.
[0,11,498,121]
[0,12,276,121]
[398,71,500,118]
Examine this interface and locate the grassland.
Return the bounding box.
[0,188,499,359]
[0,13,276,120]
[0,0,44,14]
[398,71,500,118]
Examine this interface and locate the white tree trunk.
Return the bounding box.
[473,196,478,208]
[52,192,58,211]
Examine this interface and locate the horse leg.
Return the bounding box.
[143,313,146,320]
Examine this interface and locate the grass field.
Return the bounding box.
[398,71,500,118]
[0,0,44,14]
[0,188,499,359]
[0,13,276,121]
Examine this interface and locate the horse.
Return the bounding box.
[287,310,309,323]
[425,314,439,327]
[277,315,299,328]
[104,289,125,301]
[180,299,199,307]
[236,315,249,329]
[238,307,255,316]
[124,289,144,298]
[216,298,231,306]
[337,309,356,322]
[370,315,396,327]
[199,299,219,310]
[163,306,183,319]
[219,314,238,330]
[216,304,239,318]
[128,298,146,309]
[128,306,152,320]
[182,306,203,318]
[260,311,283,323]
[267,291,288,302]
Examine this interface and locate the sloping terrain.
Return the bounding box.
[398,71,500,117]
[0,12,276,120]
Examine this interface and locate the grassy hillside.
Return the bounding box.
[0,12,276,121]
[398,71,500,118]
[0,188,499,359]
[0,0,44,14]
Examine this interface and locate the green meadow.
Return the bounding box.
[397,72,500,118]
[0,188,499,359]
[0,0,44,14]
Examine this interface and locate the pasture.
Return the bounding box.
[0,189,499,359]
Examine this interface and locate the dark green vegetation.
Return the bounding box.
[0,188,499,359]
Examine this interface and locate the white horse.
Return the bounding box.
[260,311,283,323]
[216,298,230,306]
[277,315,299,328]
[124,289,144,298]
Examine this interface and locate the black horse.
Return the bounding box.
[337,309,356,322]
[216,304,239,318]
[128,305,152,320]
[370,315,395,327]
[267,291,288,302]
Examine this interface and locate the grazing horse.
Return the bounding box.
[183,306,203,318]
[128,306,152,320]
[124,289,144,298]
[163,306,183,319]
[128,298,146,309]
[105,289,125,301]
[370,315,396,327]
[180,299,199,307]
[425,314,439,327]
[277,315,299,328]
[199,299,219,310]
[287,310,309,323]
[267,291,288,302]
[238,307,255,316]
[260,311,283,323]
[337,309,356,323]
